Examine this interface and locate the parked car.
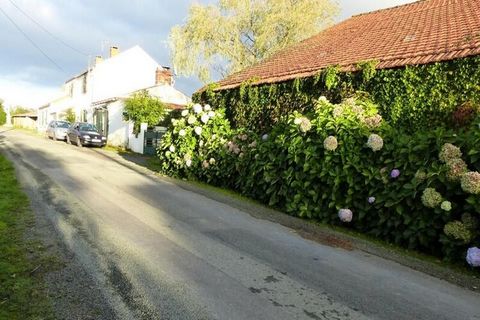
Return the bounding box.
[46,120,71,141]
[66,122,107,147]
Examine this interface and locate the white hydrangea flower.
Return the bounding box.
[181,109,189,117]
[184,154,192,167]
[178,129,186,136]
[193,103,202,114]
[201,114,209,124]
[298,117,312,132]
[338,209,353,223]
[294,117,302,125]
[333,106,344,118]
[169,145,175,152]
[367,134,384,152]
[194,126,202,136]
[262,134,269,141]
[187,115,196,124]
[208,111,215,118]
[319,96,328,103]
[461,171,480,194]
[202,160,209,169]
[441,201,452,211]
[323,136,338,151]
[199,140,204,147]
[209,158,216,165]
[204,104,211,111]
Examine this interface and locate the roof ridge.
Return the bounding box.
[352,0,424,18]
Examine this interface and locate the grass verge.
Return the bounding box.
[0,153,54,319]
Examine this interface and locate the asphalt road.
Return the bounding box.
[1,129,479,320]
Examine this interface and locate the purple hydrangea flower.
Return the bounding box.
[466,247,480,267]
[390,169,400,179]
[338,209,353,223]
[368,196,376,204]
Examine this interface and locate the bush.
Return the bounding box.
[158,97,480,265]
[194,56,480,133]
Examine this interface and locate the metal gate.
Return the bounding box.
[143,127,166,155]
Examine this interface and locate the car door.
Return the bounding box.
[47,121,54,138]
[67,123,76,140]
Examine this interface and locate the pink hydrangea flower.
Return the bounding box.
[390,169,400,179]
[466,247,480,267]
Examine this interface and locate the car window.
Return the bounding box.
[79,124,98,132]
[56,121,70,128]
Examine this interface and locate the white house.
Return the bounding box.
[38,45,190,152]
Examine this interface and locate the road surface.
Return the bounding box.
[1,129,479,320]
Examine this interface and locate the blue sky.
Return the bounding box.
[0,0,415,108]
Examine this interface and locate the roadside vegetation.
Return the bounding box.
[0,154,54,319]
[156,99,480,269]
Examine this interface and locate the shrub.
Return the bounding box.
[123,90,167,135]
[158,97,480,265]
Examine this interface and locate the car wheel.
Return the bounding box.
[76,136,83,148]
[66,135,71,145]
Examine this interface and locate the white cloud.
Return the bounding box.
[338,0,417,20]
[0,0,419,106]
[0,76,58,109]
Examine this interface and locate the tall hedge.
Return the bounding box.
[194,56,480,133]
[158,99,480,265]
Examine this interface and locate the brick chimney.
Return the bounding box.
[155,67,173,86]
[95,55,103,66]
[110,46,119,58]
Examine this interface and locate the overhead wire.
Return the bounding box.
[7,0,88,57]
[0,5,65,72]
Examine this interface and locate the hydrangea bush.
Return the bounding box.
[158,97,480,266]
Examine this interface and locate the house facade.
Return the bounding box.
[38,46,190,150]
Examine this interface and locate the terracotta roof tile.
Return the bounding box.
[213,0,480,91]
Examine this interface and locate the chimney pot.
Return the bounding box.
[95,55,103,65]
[155,67,173,86]
[110,46,119,58]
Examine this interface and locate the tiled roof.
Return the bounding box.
[213,0,480,91]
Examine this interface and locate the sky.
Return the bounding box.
[0,0,416,109]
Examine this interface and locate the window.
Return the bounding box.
[82,75,87,93]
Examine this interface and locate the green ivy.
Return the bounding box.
[159,99,480,265]
[193,56,480,133]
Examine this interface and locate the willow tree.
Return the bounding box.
[170,0,339,82]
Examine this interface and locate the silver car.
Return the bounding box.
[46,120,71,141]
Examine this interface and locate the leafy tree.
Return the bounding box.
[0,103,6,126]
[123,90,167,135]
[64,108,76,123]
[170,0,338,82]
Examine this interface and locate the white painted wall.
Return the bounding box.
[128,123,147,154]
[105,100,129,147]
[91,46,159,102]
[146,84,190,106]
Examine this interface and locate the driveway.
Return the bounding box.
[1,129,479,320]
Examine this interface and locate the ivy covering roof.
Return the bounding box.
[213,0,480,91]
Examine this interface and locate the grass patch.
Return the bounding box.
[0,153,55,319]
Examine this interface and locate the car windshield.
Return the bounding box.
[56,121,70,128]
[79,124,98,132]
